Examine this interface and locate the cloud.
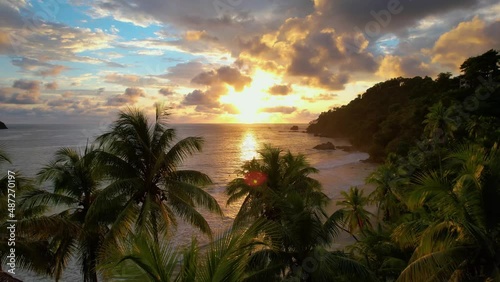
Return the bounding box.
[182,85,227,108]
[159,61,212,84]
[191,66,251,91]
[0,79,42,104]
[36,65,67,77]
[301,93,338,102]
[430,17,500,70]
[106,87,145,106]
[0,5,118,66]
[377,54,434,78]
[260,106,297,114]
[44,81,58,90]
[11,57,52,70]
[315,0,481,37]
[13,79,41,92]
[268,84,293,95]
[159,88,174,96]
[104,73,161,87]
[180,84,238,114]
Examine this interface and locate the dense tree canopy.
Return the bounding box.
[307,50,500,161]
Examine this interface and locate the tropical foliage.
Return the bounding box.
[1,50,499,281]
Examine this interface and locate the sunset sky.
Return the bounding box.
[0,0,499,124]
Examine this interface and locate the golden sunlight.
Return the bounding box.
[240,132,258,161]
[221,69,280,123]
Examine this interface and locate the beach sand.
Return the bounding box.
[315,161,378,249]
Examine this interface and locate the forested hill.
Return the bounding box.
[307,50,500,161]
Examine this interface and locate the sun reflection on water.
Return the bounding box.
[240,132,258,161]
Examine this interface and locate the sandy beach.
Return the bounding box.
[315,160,379,249]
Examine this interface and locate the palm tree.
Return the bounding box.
[226,144,327,224]
[396,144,500,281]
[90,105,222,244]
[227,145,375,281]
[19,146,106,281]
[100,220,281,282]
[422,102,457,142]
[367,164,407,222]
[0,148,56,278]
[337,186,373,236]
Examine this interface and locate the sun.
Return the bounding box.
[220,69,280,123]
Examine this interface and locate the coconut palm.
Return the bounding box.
[226,144,327,225]
[18,146,106,282]
[337,186,373,236]
[227,145,375,281]
[90,105,222,244]
[101,219,281,282]
[367,164,407,222]
[396,144,500,281]
[422,102,458,141]
[0,148,56,277]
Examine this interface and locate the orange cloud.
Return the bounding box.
[431,17,500,70]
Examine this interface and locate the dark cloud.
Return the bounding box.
[191,66,251,91]
[268,84,293,96]
[44,81,58,90]
[159,88,174,96]
[315,0,480,38]
[260,106,297,114]
[159,61,211,84]
[11,57,52,70]
[13,79,41,92]
[0,80,41,104]
[182,85,227,109]
[106,87,145,106]
[181,84,238,115]
[0,1,25,29]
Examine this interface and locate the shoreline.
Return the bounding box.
[315,160,378,249]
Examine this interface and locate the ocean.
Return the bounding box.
[0,123,370,281]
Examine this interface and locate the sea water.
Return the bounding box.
[0,123,369,281]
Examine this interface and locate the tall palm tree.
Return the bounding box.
[396,144,500,281]
[0,148,55,277]
[19,146,106,282]
[226,144,327,224]
[367,164,407,222]
[90,105,222,244]
[227,145,375,281]
[337,186,373,236]
[422,102,457,141]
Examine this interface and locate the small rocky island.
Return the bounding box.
[290,125,299,131]
[0,121,7,129]
[313,142,336,150]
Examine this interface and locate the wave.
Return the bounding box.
[313,152,369,170]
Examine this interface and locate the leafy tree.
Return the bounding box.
[226,144,327,224]
[18,146,106,282]
[101,220,281,282]
[227,145,375,281]
[460,49,500,87]
[367,163,407,222]
[90,105,223,245]
[337,186,373,236]
[422,101,457,141]
[396,144,500,281]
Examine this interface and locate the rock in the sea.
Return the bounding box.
[290,125,299,131]
[313,142,336,150]
[0,121,7,129]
